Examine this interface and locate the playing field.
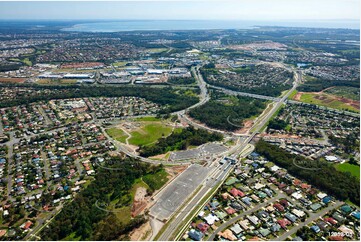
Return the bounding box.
[335,163,360,180]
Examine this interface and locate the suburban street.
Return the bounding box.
[275,201,344,241]
[208,193,288,240]
[155,64,303,240]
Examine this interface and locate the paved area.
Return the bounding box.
[170,149,200,161]
[169,143,227,161]
[149,164,211,221]
[200,143,228,155]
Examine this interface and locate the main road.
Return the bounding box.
[155,67,302,241]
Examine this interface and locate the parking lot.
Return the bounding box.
[149,164,211,221]
[169,143,228,161]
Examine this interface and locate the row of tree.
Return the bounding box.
[255,140,360,205]
[139,126,223,157]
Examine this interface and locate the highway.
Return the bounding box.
[155,66,302,241]
[21,62,355,241]
[173,66,210,116]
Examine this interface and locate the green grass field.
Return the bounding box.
[134,116,160,122]
[112,206,132,225]
[9,57,32,66]
[299,93,359,113]
[142,169,169,191]
[288,90,298,99]
[106,128,128,143]
[129,122,173,146]
[335,163,360,180]
[112,61,128,67]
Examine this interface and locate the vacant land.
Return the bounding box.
[0,78,26,83]
[335,163,360,180]
[36,78,77,85]
[106,128,129,143]
[288,89,298,99]
[129,121,173,146]
[324,86,360,101]
[294,92,359,113]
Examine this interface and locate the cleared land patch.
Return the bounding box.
[128,122,173,146]
[106,127,129,143]
[0,78,26,83]
[324,86,360,101]
[294,91,359,113]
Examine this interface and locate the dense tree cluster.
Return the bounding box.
[189,94,266,131]
[139,126,223,157]
[297,78,359,92]
[168,77,195,85]
[0,84,199,114]
[267,118,288,131]
[41,157,161,240]
[255,140,360,205]
[0,63,23,72]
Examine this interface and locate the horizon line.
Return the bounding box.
[0,18,359,21]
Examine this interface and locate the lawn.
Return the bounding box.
[288,90,298,99]
[134,116,160,122]
[9,57,32,66]
[299,93,359,113]
[335,163,360,180]
[112,61,128,67]
[106,128,128,143]
[129,122,173,146]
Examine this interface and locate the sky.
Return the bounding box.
[0,0,359,21]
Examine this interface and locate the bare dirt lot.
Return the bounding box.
[0,78,26,83]
[129,221,152,241]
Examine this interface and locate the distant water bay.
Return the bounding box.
[61,20,360,32]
